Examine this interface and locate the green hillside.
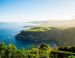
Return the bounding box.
[15,27,75,46]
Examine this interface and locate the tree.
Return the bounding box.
[0,43,6,58]
[4,44,17,58]
[0,43,6,51]
[39,44,52,58]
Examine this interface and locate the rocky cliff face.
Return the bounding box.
[15,27,75,46]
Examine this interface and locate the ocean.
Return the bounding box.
[0,22,38,49]
[0,22,57,49]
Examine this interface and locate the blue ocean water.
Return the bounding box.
[0,22,38,49]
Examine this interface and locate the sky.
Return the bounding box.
[0,0,75,22]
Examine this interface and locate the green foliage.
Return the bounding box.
[0,42,6,50]
[0,43,75,58]
[39,44,52,58]
[16,27,75,46]
[58,46,75,53]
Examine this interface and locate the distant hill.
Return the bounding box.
[15,27,61,45]
[15,19,75,46]
[15,27,75,46]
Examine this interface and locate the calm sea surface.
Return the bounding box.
[0,22,38,49]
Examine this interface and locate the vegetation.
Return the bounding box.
[16,27,75,46]
[26,27,51,32]
[0,43,75,58]
[15,27,61,42]
[58,46,75,53]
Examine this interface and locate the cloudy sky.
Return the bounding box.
[0,0,75,22]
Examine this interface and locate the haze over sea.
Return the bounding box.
[0,22,39,49]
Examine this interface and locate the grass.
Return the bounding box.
[26,27,51,32]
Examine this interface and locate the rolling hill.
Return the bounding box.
[15,19,75,46]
